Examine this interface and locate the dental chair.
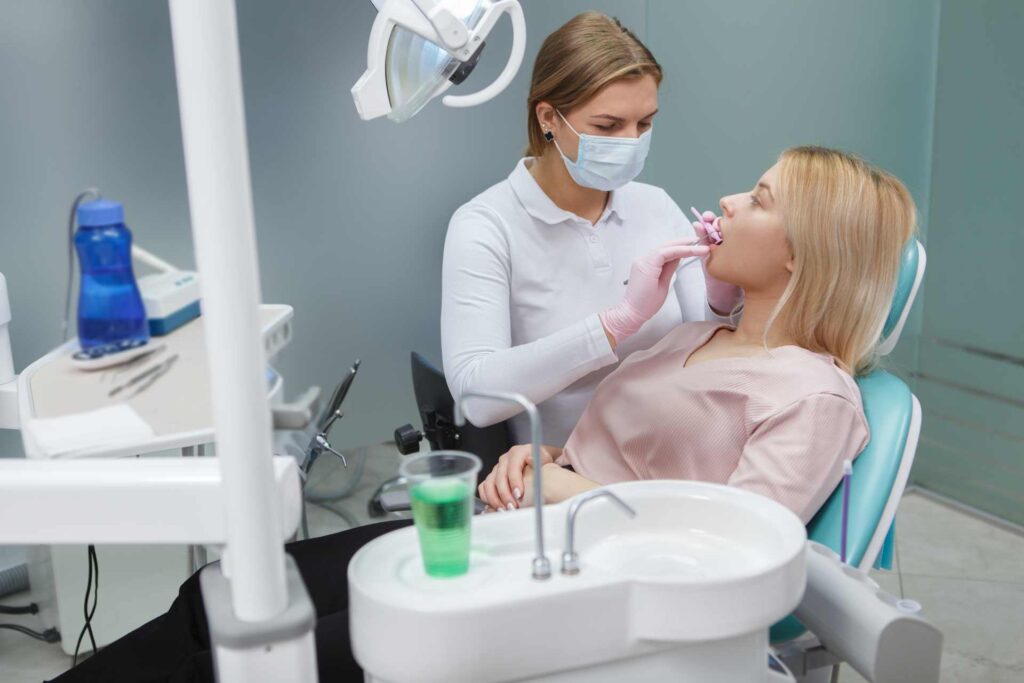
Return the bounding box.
[773,240,931,681]
[370,352,512,516]
[393,351,513,471]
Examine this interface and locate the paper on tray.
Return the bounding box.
[24,404,155,458]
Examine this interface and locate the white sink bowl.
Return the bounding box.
[350,480,807,683]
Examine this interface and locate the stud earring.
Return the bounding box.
[543,130,554,141]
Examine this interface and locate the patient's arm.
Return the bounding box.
[522,463,600,506]
[727,393,868,524]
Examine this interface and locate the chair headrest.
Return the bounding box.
[876,240,926,356]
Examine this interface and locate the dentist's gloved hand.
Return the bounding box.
[691,209,743,316]
[600,241,710,347]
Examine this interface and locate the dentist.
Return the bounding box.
[442,12,741,447]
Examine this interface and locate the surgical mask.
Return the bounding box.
[551,110,652,191]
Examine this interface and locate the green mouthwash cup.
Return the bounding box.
[399,451,481,578]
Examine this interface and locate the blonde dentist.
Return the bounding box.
[442,12,740,450]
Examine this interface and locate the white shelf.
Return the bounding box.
[17,304,293,460]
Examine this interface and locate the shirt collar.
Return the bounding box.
[509,158,628,226]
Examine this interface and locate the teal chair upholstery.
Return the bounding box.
[771,240,926,644]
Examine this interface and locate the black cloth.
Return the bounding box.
[50,520,412,683]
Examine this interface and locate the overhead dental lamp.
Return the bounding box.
[352,0,526,122]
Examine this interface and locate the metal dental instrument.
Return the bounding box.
[305,359,361,470]
[318,359,360,434]
[125,354,179,398]
[108,352,179,397]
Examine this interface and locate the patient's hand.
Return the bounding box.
[512,464,601,508]
[478,444,561,511]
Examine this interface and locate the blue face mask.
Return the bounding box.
[552,110,652,191]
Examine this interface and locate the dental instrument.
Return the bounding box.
[107,352,179,397]
[352,0,526,121]
[841,459,853,563]
[303,359,361,475]
[125,353,179,398]
[690,206,724,245]
[318,359,360,433]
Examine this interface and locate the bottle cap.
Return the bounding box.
[77,199,124,227]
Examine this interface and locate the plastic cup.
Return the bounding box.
[399,451,481,578]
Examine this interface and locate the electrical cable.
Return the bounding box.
[0,603,39,615]
[63,188,101,342]
[72,545,99,666]
[0,623,61,643]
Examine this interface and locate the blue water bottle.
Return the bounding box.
[75,199,150,350]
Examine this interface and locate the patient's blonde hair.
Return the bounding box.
[525,12,662,158]
[771,147,917,376]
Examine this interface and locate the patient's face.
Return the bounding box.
[707,163,792,294]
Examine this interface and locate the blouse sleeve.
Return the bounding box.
[727,393,869,523]
[441,204,618,427]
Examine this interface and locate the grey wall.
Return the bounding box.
[0,1,190,457]
[0,0,639,455]
[642,0,940,376]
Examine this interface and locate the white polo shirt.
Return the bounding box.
[441,158,723,446]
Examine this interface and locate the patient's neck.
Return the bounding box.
[730,291,798,349]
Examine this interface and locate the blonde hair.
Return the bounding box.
[525,13,662,158]
[770,146,917,376]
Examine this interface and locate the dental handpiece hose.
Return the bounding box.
[841,459,853,563]
[455,390,551,580]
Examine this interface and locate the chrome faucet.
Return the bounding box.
[454,391,551,581]
[561,489,636,576]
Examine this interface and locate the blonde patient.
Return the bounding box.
[478,146,917,523]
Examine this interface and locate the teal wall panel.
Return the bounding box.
[914,0,1024,523]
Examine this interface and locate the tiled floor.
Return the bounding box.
[837,493,1024,683]
[1,444,1021,682]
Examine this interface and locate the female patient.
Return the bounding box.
[479,145,916,524]
[52,147,915,682]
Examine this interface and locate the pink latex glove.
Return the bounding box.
[690,207,743,315]
[600,240,710,346]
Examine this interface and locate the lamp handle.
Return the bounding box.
[442,0,525,109]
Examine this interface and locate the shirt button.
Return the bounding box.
[588,236,598,243]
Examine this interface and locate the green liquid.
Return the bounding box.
[410,478,472,577]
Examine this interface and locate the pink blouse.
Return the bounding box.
[559,322,869,523]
